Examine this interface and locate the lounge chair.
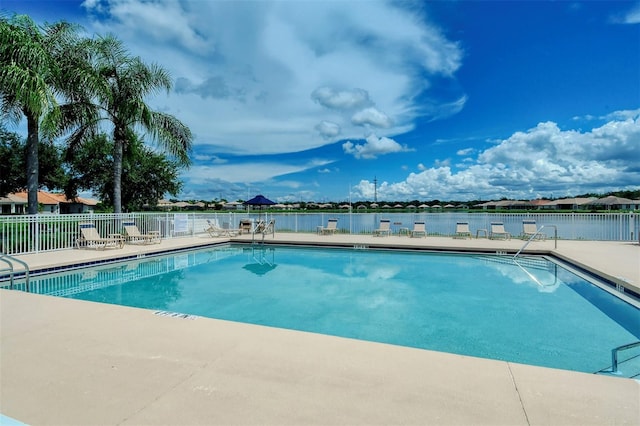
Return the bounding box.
[222,221,242,236]
[253,219,275,238]
[123,221,161,244]
[205,219,239,237]
[373,219,392,237]
[490,222,511,240]
[76,222,124,250]
[319,218,338,235]
[410,221,426,238]
[454,222,472,239]
[521,219,546,240]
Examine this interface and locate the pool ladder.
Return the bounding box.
[0,251,30,291]
[610,341,640,377]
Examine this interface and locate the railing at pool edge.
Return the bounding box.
[0,252,30,291]
[610,341,640,375]
[514,225,558,259]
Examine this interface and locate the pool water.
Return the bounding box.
[17,245,640,376]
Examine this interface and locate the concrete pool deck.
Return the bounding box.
[1,233,639,425]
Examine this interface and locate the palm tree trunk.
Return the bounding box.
[113,132,124,214]
[26,113,39,215]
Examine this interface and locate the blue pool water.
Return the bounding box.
[16,245,640,375]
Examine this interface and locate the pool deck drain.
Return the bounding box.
[1,233,639,425]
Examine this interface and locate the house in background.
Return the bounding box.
[543,197,596,210]
[0,191,98,215]
[0,194,28,215]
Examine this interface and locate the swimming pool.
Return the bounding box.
[12,244,640,377]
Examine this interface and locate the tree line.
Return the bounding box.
[0,13,192,213]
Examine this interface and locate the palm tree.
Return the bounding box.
[0,14,82,214]
[63,34,192,213]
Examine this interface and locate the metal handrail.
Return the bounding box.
[514,225,558,259]
[611,341,640,373]
[0,252,29,291]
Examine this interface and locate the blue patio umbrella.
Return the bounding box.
[243,194,275,217]
[243,194,275,207]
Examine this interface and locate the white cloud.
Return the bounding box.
[184,158,335,186]
[314,121,341,139]
[343,134,412,159]
[192,153,227,163]
[84,0,209,51]
[311,87,371,110]
[456,148,474,156]
[81,0,464,155]
[352,110,640,200]
[351,107,393,128]
[622,2,640,23]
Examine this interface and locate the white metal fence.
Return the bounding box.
[0,211,637,255]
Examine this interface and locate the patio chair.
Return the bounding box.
[373,219,392,237]
[76,222,124,250]
[205,219,239,237]
[319,218,338,235]
[123,221,161,244]
[521,219,546,240]
[410,221,426,238]
[222,221,242,236]
[490,222,511,240]
[454,222,472,239]
[239,220,253,234]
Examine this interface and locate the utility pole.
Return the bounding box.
[374,176,378,202]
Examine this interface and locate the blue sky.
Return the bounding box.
[3,0,640,203]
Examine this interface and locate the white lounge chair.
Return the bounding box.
[76,222,124,250]
[454,222,472,239]
[222,221,241,236]
[123,221,161,244]
[206,219,239,237]
[490,222,511,240]
[410,221,426,238]
[521,220,546,240]
[373,219,392,237]
[319,218,338,235]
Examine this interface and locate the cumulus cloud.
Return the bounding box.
[79,0,464,156]
[315,121,341,139]
[352,110,640,200]
[311,87,372,110]
[343,134,412,159]
[83,0,209,50]
[456,148,475,156]
[351,107,393,128]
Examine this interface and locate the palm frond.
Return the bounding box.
[148,111,193,167]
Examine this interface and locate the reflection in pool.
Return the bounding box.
[14,245,640,376]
